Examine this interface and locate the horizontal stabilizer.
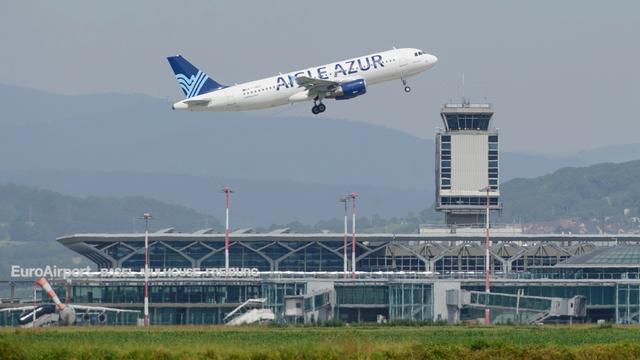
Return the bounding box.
[183,99,210,106]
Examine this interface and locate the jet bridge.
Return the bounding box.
[447,289,586,324]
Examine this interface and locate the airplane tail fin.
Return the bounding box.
[167,55,226,98]
[35,277,65,311]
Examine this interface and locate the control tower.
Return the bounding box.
[435,99,500,226]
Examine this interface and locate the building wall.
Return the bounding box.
[451,134,488,192]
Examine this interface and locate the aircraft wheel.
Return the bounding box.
[317,103,326,113]
[311,105,320,115]
[404,86,411,93]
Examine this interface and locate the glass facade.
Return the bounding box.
[434,256,503,273]
[616,283,640,324]
[388,283,433,321]
[336,284,388,305]
[334,283,389,323]
[356,248,428,272]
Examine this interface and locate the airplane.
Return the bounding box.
[0,277,139,327]
[167,48,437,115]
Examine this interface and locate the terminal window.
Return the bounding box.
[440,136,452,190]
[488,135,499,190]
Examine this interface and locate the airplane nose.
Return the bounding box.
[426,54,438,67]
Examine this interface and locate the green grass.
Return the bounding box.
[2,325,640,359]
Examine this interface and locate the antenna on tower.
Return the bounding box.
[461,73,465,103]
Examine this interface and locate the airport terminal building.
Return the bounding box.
[2,230,637,326]
[3,101,640,326]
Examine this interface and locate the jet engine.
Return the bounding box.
[58,307,76,326]
[332,79,366,100]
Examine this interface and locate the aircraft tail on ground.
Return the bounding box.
[35,277,65,311]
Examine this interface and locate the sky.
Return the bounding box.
[1,1,638,153]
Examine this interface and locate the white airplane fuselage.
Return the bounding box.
[171,48,437,112]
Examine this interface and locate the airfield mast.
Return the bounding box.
[339,196,349,279]
[349,192,359,279]
[222,187,234,275]
[142,212,152,326]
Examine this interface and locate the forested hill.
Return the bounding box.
[0,184,220,273]
[0,183,219,243]
[500,160,640,224]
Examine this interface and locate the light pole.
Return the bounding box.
[222,187,233,275]
[339,196,349,279]
[480,186,491,325]
[142,212,152,327]
[349,192,359,279]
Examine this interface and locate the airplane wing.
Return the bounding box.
[294,76,340,96]
[71,305,140,314]
[0,306,38,312]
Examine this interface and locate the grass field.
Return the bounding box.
[1,324,640,359]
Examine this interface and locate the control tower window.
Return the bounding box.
[440,196,498,206]
[444,114,491,131]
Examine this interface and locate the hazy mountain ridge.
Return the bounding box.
[0,183,220,242]
[500,160,640,227]
[0,169,432,227]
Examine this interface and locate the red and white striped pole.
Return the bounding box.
[340,196,349,279]
[350,192,358,279]
[222,187,233,275]
[143,212,151,326]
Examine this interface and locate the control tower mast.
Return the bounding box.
[435,99,500,226]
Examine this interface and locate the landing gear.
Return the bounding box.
[401,77,411,93]
[311,99,326,115]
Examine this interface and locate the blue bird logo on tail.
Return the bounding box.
[176,70,210,98]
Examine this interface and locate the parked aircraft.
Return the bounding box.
[0,278,139,327]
